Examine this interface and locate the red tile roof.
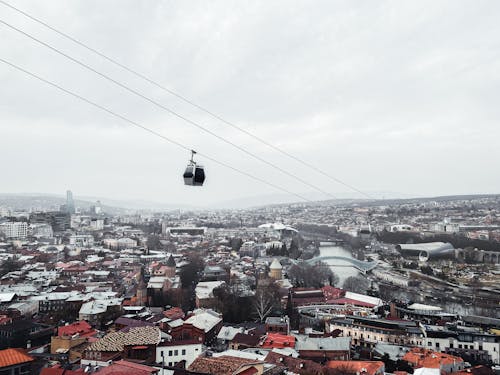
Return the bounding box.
[260,333,296,349]
[403,348,463,369]
[322,285,346,300]
[96,360,158,374]
[0,348,34,368]
[327,360,385,375]
[164,307,185,320]
[58,321,95,337]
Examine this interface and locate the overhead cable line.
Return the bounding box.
[0,19,337,200]
[0,0,373,200]
[0,57,312,203]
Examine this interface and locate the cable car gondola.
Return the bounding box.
[183,150,205,186]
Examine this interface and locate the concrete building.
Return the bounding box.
[328,316,425,348]
[0,222,28,239]
[69,234,94,247]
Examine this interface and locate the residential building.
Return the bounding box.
[0,348,35,375]
[156,340,205,368]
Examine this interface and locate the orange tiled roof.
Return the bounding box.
[0,348,34,368]
[403,348,463,369]
[327,360,384,375]
[58,320,95,337]
[97,360,158,374]
[260,333,296,349]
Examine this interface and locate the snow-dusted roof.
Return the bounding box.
[212,349,266,361]
[407,303,442,311]
[185,309,222,333]
[414,368,441,375]
[294,336,351,351]
[195,281,225,300]
[0,292,16,303]
[79,298,122,315]
[344,291,383,307]
[217,326,244,341]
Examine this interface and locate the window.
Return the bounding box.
[436,342,440,348]
[450,343,454,348]
[174,350,178,356]
[428,342,432,346]
[458,345,462,349]
[182,349,186,355]
[169,350,173,356]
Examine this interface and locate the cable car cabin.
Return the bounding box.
[183,164,205,186]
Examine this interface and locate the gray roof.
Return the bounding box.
[293,335,351,351]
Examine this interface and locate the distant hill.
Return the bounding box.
[1,192,498,213]
[0,193,191,214]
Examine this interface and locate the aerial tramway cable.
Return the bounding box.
[0,18,340,200]
[0,0,374,200]
[0,57,313,202]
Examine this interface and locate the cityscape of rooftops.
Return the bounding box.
[0,1,499,375]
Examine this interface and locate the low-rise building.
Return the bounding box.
[156,339,205,368]
[0,348,35,375]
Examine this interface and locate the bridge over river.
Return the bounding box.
[303,256,378,274]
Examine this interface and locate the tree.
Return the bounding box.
[179,252,205,310]
[212,285,253,323]
[343,276,370,294]
[288,238,300,259]
[229,238,243,251]
[287,261,338,288]
[146,235,161,250]
[180,253,204,286]
[253,283,281,322]
[0,258,21,277]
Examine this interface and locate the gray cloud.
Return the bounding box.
[1,0,499,206]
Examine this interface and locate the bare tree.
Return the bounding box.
[253,291,275,322]
[343,275,370,294]
[252,283,280,322]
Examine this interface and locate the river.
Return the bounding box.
[318,245,360,287]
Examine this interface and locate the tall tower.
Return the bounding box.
[66,190,75,214]
[135,267,148,306]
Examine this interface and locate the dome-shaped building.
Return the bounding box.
[269,258,283,280]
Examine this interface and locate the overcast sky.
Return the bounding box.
[1,0,499,207]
